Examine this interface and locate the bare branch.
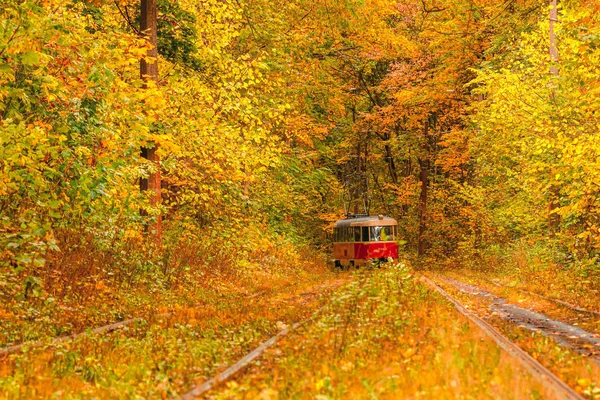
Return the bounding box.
[114,1,141,36]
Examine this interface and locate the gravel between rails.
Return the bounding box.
[472,275,600,318]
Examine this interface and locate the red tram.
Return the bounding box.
[333,214,398,268]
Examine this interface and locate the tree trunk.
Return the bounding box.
[354,140,362,215]
[548,0,560,237]
[363,137,371,214]
[548,185,560,237]
[140,0,162,242]
[549,0,558,76]
[418,120,429,257]
[384,141,398,185]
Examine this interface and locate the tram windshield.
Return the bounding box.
[370,226,395,242]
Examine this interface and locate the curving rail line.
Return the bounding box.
[0,289,277,357]
[420,275,583,400]
[0,280,343,357]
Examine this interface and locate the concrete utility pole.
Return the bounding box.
[140,0,162,243]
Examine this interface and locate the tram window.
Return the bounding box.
[370,227,380,241]
[370,226,395,241]
[354,227,361,242]
[334,228,339,242]
[382,226,394,241]
[362,227,369,242]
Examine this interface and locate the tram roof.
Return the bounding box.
[334,215,397,228]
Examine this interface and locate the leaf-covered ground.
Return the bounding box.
[2,261,569,399]
[0,242,332,347]
[205,264,557,399]
[0,250,344,399]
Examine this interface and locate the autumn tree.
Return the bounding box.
[138,0,161,241]
[471,0,600,260]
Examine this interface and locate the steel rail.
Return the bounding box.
[175,321,303,400]
[173,282,345,398]
[420,275,584,400]
[0,278,333,358]
[0,317,147,356]
[519,289,600,317]
[175,303,332,400]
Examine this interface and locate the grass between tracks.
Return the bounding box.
[0,241,344,399]
[210,263,554,400]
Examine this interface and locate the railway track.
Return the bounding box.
[173,288,339,399]
[2,271,589,399]
[175,320,306,400]
[420,275,584,400]
[0,316,147,356]
[479,276,600,318]
[0,282,323,357]
[1,279,347,397]
[435,274,600,362]
[172,273,587,399]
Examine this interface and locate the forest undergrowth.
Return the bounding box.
[433,239,600,313]
[0,231,343,399]
[0,224,334,348]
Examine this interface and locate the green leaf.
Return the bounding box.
[21,51,41,66]
[0,63,13,77]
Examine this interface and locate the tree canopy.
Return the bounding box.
[1,0,599,274]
